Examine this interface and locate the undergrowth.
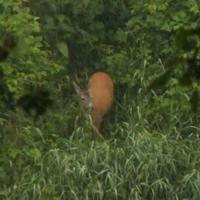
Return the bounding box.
[1,120,200,200]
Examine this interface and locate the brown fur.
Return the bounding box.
[73,72,114,141]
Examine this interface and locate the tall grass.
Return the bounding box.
[2,65,200,199]
[2,123,200,199]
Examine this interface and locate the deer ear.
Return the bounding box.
[73,82,82,95]
[88,79,92,89]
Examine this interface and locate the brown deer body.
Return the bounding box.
[73,72,114,141]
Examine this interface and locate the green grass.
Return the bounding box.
[1,81,200,199]
[2,124,200,199]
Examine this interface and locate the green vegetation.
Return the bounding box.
[1,0,200,199]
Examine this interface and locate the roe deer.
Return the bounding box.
[73,72,114,141]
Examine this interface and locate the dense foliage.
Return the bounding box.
[1,0,200,199]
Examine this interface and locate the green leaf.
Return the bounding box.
[57,41,69,57]
[8,149,21,158]
[57,14,65,22]
[0,118,6,125]
[178,11,186,18]
[28,149,42,161]
[82,0,91,8]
